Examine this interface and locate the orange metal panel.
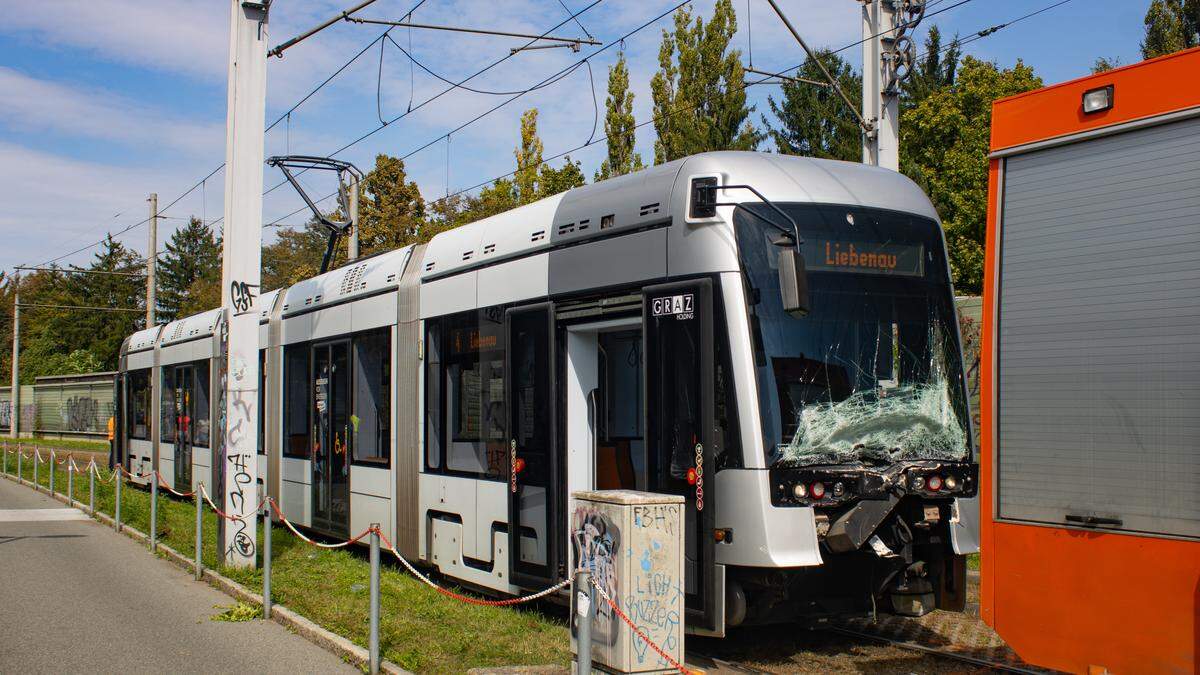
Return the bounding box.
[990,47,1200,153]
[983,49,1200,674]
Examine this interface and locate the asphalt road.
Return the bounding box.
[0,476,355,674]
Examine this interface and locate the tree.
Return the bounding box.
[764,49,862,161]
[650,0,760,163]
[357,154,427,254]
[903,25,960,107]
[262,218,332,291]
[538,157,586,199]
[31,235,145,374]
[1091,56,1122,73]
[901,56,1042,293]
[1141,0,1199,59]
[515,109,544,205]
[157,217,221,322]
[596,53,645,181]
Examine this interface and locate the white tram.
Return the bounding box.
[116,151,979,635]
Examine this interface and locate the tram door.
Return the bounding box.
[311,341,351,537]
[643,279,718,632]
[506,304,558,588]
[172,365,194,490]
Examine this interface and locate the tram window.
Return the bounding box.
[161,367,176,443]
[715,302,743,469]
[192,361,210,448]
[352,329,391,465]
[425,323,442,470]
[426,309,507,480]
[128,369,151,441]
[283,345,310,458]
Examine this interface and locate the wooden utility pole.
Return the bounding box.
[218,0,269,567]
[9,271,18,440]
[147,193,157,327]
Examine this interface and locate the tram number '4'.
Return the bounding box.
[651,294,694,321]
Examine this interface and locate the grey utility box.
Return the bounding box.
[570,490,685,674]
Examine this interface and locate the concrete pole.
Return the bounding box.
[10,271,19,440]
[346,172,360,261]
[263,509,272,618]
[575,569,594,675]
[218,0,268,567]
[147,193,157,327]
[859,0,900,171]
[150,469,158,552]
[195,488,204,580]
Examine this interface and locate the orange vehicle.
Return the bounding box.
[981,48,1200,674]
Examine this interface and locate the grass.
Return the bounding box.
[4,436,109,453]
[967,553,980,571]
[1,444,570,673]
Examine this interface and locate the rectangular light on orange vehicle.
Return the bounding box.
[1082,85,1113,113]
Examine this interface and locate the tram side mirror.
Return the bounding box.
[777,247,810,317]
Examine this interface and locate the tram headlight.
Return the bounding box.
[944,474,958,491]
[928,475,943,491]
[911,475,925,490]
[810,482,826,499]
[832,482,845,497]
[792,483,807,499]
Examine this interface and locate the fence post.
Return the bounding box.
[17,444,22,483]
[195,486,203,580]
[33,449,39,489]
[369,523,381,675]
[150,471,158,553]
[67,459,74,505]
[263,504,273,619]
[49,450,55,495]
[89,463,96,514]
[2,442,7,476]
[575,568,594,675]
[115,467,122,532]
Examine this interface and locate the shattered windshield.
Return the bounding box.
[735,203,971,468]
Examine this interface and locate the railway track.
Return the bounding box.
[821,624,1049,674]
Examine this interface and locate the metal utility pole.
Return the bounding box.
[218,0,269,568]
[859,0,922,170]
[9,271,18,440]
[346,171,359,261]
[147,193,157,326]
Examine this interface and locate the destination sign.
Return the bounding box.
[803,239,925,277]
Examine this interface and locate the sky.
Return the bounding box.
[0,0,1148,274]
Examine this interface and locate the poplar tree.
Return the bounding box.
[650,0,760,164]
[596,53,644,181]
[1141,0,1199,59]
[515,109,544,205]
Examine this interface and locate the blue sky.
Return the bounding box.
[0,0,1146,273]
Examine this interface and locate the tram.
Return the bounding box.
[116,151,978,636]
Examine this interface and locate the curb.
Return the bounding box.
[1,470,411,675]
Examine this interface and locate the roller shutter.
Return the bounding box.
[997,114,1200,539]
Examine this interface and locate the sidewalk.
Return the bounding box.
[0,477,355,674]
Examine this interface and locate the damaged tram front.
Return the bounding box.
[728,195,977,625]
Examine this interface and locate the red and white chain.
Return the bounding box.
[590,576,692,674]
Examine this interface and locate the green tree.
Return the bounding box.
[357,153,427,254]
[515,109,544,205]
[764,49,862,161]
[538,157,586,199]
[31,236,145,374]
[903,25,960,107]
[262,218,332,291]
[157,216,221,322]
[1091,56,1122,73]
[650,0,760,163]
[900,56,1042,293]
[1141,0,1199,59]
[596,53,645,181]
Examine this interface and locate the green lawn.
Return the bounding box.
[3,437,109,453]
[1,445,570,673]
